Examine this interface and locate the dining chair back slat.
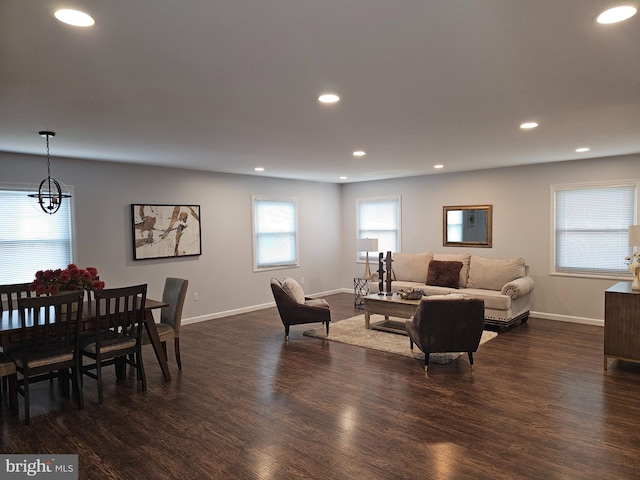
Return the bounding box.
[0,283,37,313]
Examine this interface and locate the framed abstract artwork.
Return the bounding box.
[131,204,201,260]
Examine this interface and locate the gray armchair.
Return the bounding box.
[270,278,331,340]
[405,295,485,371]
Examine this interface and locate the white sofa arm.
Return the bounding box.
[501,276,535,299]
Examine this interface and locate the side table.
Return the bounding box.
[354,278,370,308]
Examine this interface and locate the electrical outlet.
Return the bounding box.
[193,292,199,301]
[300,277,304,285]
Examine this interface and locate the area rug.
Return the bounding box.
[303,314,498,364]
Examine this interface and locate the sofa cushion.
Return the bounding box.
[282,277,305,304]
[433,253,471,287]
[426,260,463,288]
[392,252,432,283]
[467,256,526,291]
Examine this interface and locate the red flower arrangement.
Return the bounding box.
[30,264,105,295]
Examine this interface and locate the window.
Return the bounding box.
[252,195,299,270]
[552,181,638,277]
[0,185,74,284]
[356,196,401,260]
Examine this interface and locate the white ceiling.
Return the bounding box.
[1,1,639,183]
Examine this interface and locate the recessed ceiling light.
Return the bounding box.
[318,93,340,103]
[353,151,366,157]
[339,176,348,180]
[520,122,539,129]
[54,9,95,27]
[575,147,590,153]
[434,164,444,169]
[254,167,265,172]
[596,6,637,24]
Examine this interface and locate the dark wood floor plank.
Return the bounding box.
[2,292,640,479]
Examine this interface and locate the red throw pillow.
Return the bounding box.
[426,260,463,288]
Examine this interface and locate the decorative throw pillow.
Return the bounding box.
[426,260,463,288]
[433,253,471,287]
[282,277,305,304]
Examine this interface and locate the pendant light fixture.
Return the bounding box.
[28,131,71,214]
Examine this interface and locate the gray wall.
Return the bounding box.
[341,154,640,324]
[1,152,343,322]
[3,150,638,324]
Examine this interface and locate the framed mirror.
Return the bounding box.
[443,205,492,247]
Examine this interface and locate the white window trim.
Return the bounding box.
[355,195,402,263]
[550,179,639,280]
[252,194,300,272]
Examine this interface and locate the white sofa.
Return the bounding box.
[371,252,535,330]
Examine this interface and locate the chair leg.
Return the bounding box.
[409,338,414,350]
[137,348,146,392]
[96,356,104,405]
[284,325,290,341]
[468,352,474,370]
[174,338,182,370]
[8,373,19,417]
[325,322,329,336]
[424,352,430,372]
[74,362,84,410]
[23,374,30,425]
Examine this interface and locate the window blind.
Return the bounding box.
[357,197,401,259]
[554,184,636,275]
[0,188,73,284]
[253,197,298,269]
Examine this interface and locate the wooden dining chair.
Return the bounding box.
[9,290,85,425]
[0,283,36,399]
[0,353,18,416]
[81,284,147,405]
[141,278,188,370]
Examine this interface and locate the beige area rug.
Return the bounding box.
[303,314,498,364]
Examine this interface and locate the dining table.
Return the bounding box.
[0,297,172,382]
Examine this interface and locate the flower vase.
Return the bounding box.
[632,270,640,291]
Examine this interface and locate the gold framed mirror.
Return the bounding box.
[443,205,492,247]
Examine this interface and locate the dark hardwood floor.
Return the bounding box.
[2,292,640,479]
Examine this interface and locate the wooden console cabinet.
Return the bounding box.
[604,282,640,370]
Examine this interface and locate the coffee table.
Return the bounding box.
[363,293,422,334]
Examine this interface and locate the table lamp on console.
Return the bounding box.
[356,238,378,280]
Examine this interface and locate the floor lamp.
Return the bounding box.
[356,238,379,280]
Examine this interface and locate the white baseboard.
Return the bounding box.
[530,310,603,327]
[181,288,344,326]
[182,293,605,328]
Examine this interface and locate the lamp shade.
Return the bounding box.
[629,225,640,247]
[356,238,378,252]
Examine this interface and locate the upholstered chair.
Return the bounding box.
[270,278,331,340]
[405,294,485,372]
[141,277,188,370]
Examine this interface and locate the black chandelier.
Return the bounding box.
[28,131,71,214]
